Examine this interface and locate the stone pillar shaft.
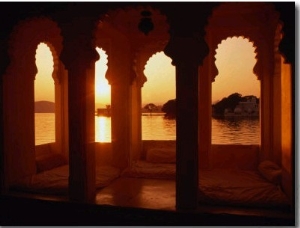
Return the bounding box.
[165,36,208,210]
[61,24,99,202]
[67,66,96,202]
[175,63,199,209]
[198,56,212,170]
[111,83,130,169]
[130,80,142,162]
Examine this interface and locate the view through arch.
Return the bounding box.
[142,51,175,140]
[95,47,111,142]
[34,43,55,145]
[212,36,260,145]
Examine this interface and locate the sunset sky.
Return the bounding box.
[35,36,260,106]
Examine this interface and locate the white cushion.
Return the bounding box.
[258,160,282,185]
[146,148,176,163]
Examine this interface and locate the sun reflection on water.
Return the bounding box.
[95,116,111,142]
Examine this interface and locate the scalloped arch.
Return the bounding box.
[213,36,259,81]
[140,50,164,86]
[7,17,63,82]
[95,5,170,85]
[204,2,281,82]
[133,41,169,87]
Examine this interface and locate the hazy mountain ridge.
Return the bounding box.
[35,101,55,113]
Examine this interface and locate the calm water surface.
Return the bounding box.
[35,113,260,145]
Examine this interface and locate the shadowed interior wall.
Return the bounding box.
[280,56,293,204]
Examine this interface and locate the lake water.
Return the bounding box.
[35,113,260,145]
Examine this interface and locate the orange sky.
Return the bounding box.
[35,36,260,106]
[35,43,54,102]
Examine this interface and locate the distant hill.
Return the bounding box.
[35,101,55,113]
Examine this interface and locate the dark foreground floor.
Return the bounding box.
[0,177,295,226]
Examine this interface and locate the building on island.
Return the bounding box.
[225,96,259,117]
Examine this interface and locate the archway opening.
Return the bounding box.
[142,51,175,140]
[95,47,111,142]
[212,36,260,145]
[34,42,55,145]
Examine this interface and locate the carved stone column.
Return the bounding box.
[131,52,148,163]
[104,44,135,170]
[109,77,131,169]
[61,24,99,202]
[164,36,208,210]
[276,4,295,210]
[53,62,69,161]
[198,27,218,170]
[129,77,143,163]
[3,39,37,190]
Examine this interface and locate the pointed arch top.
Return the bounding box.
[6,17,63,82]
[204,2,281,81]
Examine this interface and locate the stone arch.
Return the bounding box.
[7,17,63,81]
[93,5,171,167]
[134,43,169,87]
[3,17,66,185]
[204,2,280,82]
[198,2,283,170]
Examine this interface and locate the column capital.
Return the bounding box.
[274,3,295,65]
[61,40,99,73]
[164,35,209,67]
[60,23,99,72]
[278,30,294,65]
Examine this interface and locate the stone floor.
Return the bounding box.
[96,177,176,211]
[2,177,295,225]
[95,176,294,219]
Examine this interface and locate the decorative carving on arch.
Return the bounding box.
[273,23,284,78]
[6,16,63,83]
[95,19,125,85]
[98,5,169,38]
[133,40,169,87]
[274,23,283,54]
[95,5,170,85]
[273,21,288,64]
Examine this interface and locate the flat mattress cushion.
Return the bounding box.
[36,153,67,173]
[146,148,176,163]
[198,169,291,210]
[11,165,120,195]
[122,160,176,180]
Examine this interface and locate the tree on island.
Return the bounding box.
[161,93,257,118]
[212,93,242,116]
[144,103,158,114]
[162,99,176,119]
[212,93,260,117]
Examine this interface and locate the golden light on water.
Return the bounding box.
[95,116,111,142]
